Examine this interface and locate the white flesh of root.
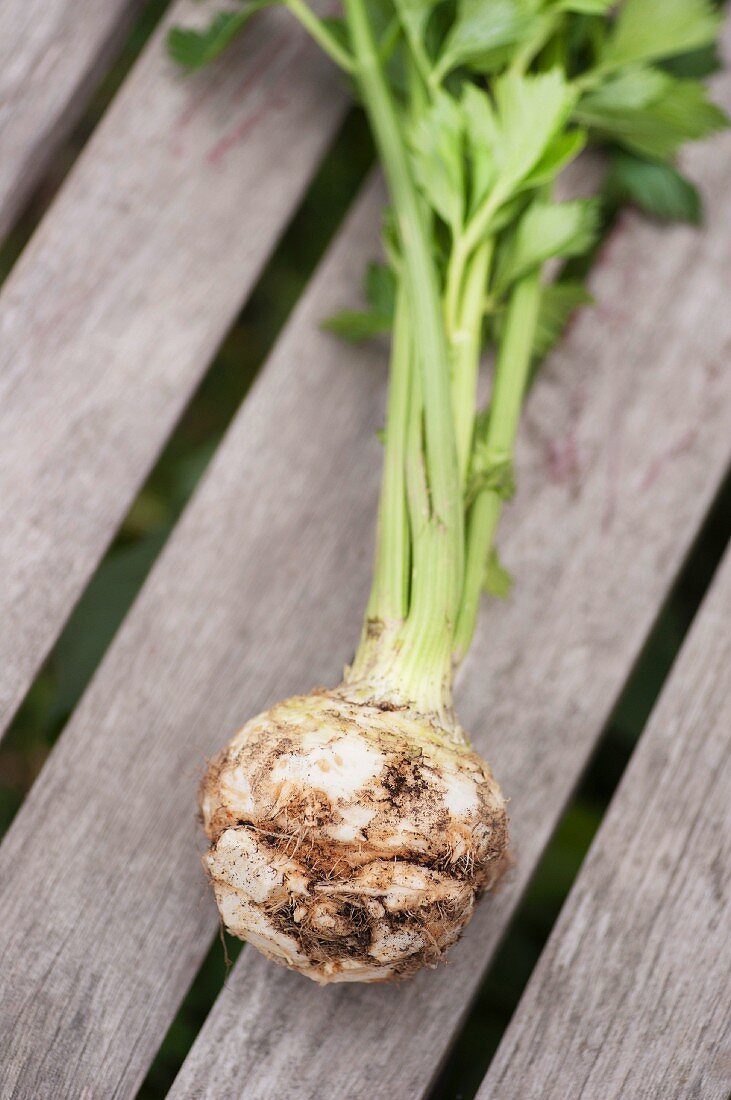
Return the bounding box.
[200,689,509,984]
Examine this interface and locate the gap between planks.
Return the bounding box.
[0,0,146,243]
[479,544,731,1100]
[0,0,348,741]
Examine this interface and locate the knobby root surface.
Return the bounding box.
[200,688,509,984]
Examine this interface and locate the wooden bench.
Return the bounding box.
[0,4,729,1097]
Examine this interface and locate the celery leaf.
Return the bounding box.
[605,153,702,223]
[461,84,498,211]
[496,199,600,293]
[322,310,391,342]
[533,281,593,358]
[439,0,540,77]
[321,262,396,343]
[168,3,275,70]
[519,129,588,192]
[662,43,721,80]
[365,261,397,316]
[490,70,577,195]
[577,71,728,159]
[411,93,465,230]
[601,0,721,69]
[483,548,514,598]
[466,450,516,506]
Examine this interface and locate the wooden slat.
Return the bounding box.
[0,180,386,1100]
[1,76,730,1100]
[167,80,731,1100]
[479,546,731,1100]
[0,0,145,242]
[0,0,347,738]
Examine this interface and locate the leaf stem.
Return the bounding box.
[345,0,463,712]
[449,239,493,486]
[445,187,505,333]
[283,0,355,72]
[394,359,456,720]
[444,235,470,338]
[453,271,542,661]
[366,284,411,623]
[462,187,506,264]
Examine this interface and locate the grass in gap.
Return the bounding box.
[137,936,245,1099]
[429,468,731,1100]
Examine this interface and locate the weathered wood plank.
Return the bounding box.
[0,0,347,738]
[0,0,145,242]
[1,74,730,1100]
[0,179,386,1100]
[167,87,731,1100]
[479,546,731,1100]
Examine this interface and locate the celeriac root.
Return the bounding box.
[200,688,508,983]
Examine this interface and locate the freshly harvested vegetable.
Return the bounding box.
[170,0,726,983]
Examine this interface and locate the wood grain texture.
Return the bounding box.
[479,547,731,1100]
[0,0,145,242]
[0,0,347,739]
[1,58,730,1100]
[167,86,731,1100]
[0,180,387,1100]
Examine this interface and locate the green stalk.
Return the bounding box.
[342,0,460,554]
[364,284,411,624]
[283,0,355,71]
[444,235,471,338]
[461,188,508,270]
[453,271,542,661]
[449,240,493,486]
[395,361,455,717]
[453,493,502,665]
[445,188,504,340]
[344,0,463,712]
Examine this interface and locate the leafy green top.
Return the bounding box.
[167,0,726,699]
[170,0,724,227]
